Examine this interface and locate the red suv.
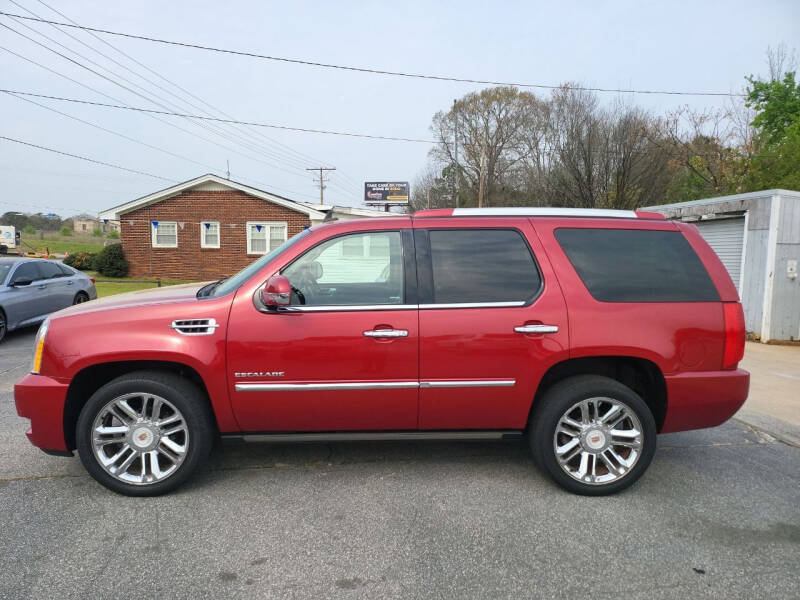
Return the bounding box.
[15,208,748,496]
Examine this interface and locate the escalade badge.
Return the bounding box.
[235,371,284,378]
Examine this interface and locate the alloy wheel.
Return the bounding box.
[553,397,643,485]
[91,392,189,485]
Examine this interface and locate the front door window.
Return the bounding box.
[282,231,404,306]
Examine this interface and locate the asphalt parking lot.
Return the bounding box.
[1,327,798,599]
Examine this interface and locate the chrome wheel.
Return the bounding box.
[91,392,189,485]
[553,397,643,485]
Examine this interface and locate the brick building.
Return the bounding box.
[99,174,384,280]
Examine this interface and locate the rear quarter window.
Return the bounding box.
[554,228,719,302]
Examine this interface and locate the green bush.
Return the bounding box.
[60,226,72,236]
[63,251,98,270]
[93,243,128,277]
[23,224,35,234]
[107,230,120,239]
[92,227,103,237]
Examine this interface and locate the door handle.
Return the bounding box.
[37,284,47,290]
[67,280,75,285]
[514,324,559,334]
[363,329,408,338]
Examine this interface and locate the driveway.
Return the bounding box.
[1,329,798,599]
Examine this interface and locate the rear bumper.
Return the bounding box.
[661,369,750,433]
[14,373,70,453]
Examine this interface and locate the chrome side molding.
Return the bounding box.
[235,379,517,392]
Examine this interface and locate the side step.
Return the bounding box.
[222,430,524,443]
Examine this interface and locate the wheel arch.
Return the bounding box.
[63,360,218,450]
[531,356,667,431]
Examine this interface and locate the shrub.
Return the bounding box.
[107,230,120,239]
[63,251,98,270]
[60,226,72,236]
[22,225,35,234]
[94,243,128,277]
[92,227,103,237]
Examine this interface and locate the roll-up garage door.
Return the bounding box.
[695,217,745,289]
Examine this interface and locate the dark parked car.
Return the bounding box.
[0,258,97,342]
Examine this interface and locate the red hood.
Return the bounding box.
[52,282,210,319]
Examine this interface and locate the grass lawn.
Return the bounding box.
[85,271,197,298]
[20,232,106,255]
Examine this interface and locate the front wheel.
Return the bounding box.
[76,371,214,496]
[529,375,657,496]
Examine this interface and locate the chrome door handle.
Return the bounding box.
[514,324,559,334]
[363,329,409,338]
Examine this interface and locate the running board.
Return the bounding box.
[222,430,524,443]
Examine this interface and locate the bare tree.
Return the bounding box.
[430,87,538,206]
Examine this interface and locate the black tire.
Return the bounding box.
[76,370,214,496]
[0,308,6,343]
[73,291,89,304]
[529,375,657,496]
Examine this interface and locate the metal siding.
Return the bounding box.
[696,218,745,289]
[741,229,768,335]
[770,196,800,340]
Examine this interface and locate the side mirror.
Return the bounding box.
[10,277,33,287]
[260,275,292,307]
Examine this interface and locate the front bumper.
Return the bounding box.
[14,373,70,453]
[660,368,750,433]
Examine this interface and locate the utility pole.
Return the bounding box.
[306,167,336,204]
[477,147,487,208]
[452,99,459,208]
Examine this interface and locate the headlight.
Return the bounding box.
[31,319,49,374]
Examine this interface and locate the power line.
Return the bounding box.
[0,134,175,181]
[0,44,345,193]
[0,88,437,143]
[0,20,336,183]
[0,10,747,98]
[31,0,348,179]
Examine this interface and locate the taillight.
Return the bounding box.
[722,302,745,369]
[89,277,96,284]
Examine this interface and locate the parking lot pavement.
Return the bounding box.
[1,329,798,600]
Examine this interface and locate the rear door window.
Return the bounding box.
[426,229,541,304]
[554,228,719,302]
[39,261,65,279]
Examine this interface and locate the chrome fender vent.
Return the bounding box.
[169,318,219,335]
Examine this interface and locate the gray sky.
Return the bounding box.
[1,0,798,217]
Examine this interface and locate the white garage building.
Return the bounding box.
[644,190,800,342]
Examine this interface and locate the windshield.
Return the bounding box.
[0,264,10,284]
[206,229,311,298]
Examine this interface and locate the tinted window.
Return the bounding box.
[39,261,65,279]
[57,263,75,276]
[555,228,719,302]
[0,264,11,283]
[11,262,44,283]
[283,231,404,306]
[428,229,540,304]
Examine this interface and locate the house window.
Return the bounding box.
[81,223,87,231]
[247,221,287,255]
[201,221,220,248]
[152,221,178,248]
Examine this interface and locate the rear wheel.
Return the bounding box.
[0,308,6,343]
[529,375,656,495]
[73,291,89,304]
[76,371,214,496]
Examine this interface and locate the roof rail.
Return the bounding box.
[413,207,664,219]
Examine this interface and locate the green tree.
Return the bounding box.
[22,224,35,234]
[746,72,800,143]
[60,226,72,236]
